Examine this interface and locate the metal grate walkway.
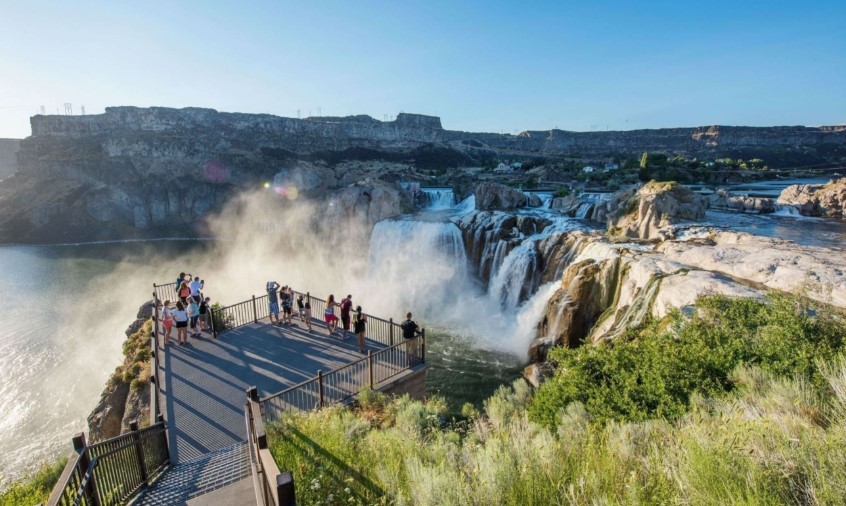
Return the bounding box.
[135,442,251,505]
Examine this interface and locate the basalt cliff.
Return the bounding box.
[1,106,845,243]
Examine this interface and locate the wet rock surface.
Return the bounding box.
[778,178,846,218]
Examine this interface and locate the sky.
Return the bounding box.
[0,0,844,138]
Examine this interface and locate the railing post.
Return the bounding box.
[252,294,258,323]
[317,370,324,409]
[277,471,296,506]
[129,420,149,485]
[368,351,374,389]
[389,318,394,346]
[210,306,218,339]
[73,432,99,506]
[421,328,426,364]
[157,413,171,465]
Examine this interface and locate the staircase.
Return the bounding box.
[135,442,252,505]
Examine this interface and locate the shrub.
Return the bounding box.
[529,294,846,428]
[0,456,67,505]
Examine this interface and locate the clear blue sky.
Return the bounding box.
[0,0,844,138]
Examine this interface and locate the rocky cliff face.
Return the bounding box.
[2,106,844,243]
[778,178,846,218]
[0,138,19,180]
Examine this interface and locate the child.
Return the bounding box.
[199,297,210,331]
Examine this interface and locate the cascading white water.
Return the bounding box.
[421,188,456,210]
[488,241,538,309]
[454,195,475,214]
[773,204,801,217]
[364,219,468,316]
[575,202,594,219]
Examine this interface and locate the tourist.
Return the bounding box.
[340,294,353,338]
[190,276,204,300]
[178,278,191,304]
[175,272,186,293]
[353,305,367,354]
[324,294,340,334]
[296,294,305,321]
[281,285,294,325]
[174,301,189,345]
[303,297,313,332]
[187,296,201,338]
[400,312,421,364]
[162,300,174,345]
[199,296,211,332]
[267,281,281,325]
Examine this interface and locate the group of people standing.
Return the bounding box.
[161,273,211,346]
[323,293,368,353]
[264,282,423,359]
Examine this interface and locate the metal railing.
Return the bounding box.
[47,418,169,506]
[262,334,424,424]
[246,388,295,506]
[152,282,178,304]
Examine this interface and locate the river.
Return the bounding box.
[1,179,844,483]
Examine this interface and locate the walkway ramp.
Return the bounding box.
[156,318,385,463]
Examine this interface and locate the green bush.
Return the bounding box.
[211,302,234,332]
[0,456,67,506]
[529,293,846,427]
[267,356,846,505]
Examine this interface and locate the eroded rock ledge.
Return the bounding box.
[87,301,153,441]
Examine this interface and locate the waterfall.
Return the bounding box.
[773,204,801,217]
[488,241,539,310]
[420,188,456,210]
[364,219,468,315]
[575,202,594,219]
[455,195,475,214]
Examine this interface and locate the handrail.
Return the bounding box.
[48,417,170,506]
[262,333,425,423]
[246,388,295,506]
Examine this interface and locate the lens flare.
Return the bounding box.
[263,182,271,189]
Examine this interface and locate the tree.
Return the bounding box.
[640,152,649,169]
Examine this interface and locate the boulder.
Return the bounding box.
[710,189,775,213]
[474,182,529,210]
[550,195,582,214]
[778,178,846,218]
[607,181,708,240]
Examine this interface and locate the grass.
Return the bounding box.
[266,294,846,505]
[0,456,68,506]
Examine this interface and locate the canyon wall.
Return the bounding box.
[0,138,19,179]
[2,106,844,243]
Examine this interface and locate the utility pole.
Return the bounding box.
[318,106,322,117]
[64,103,73,115]
[81,105,86,115]
[297,108,301,119]
[39,105,46,115]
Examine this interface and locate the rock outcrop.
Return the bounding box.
[778,178,846,218]
[474,183,530,211]
[607,182,708,240]
[709,189,775,213]
[87,302,153,441]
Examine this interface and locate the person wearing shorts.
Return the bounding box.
[303,299,312,332]
[267,281,280,325]
[188,297,201,338]
[340,295,353,338]
[324,294,339,334]
[162,300,174,345]
[281,286,293,325]
[174,301,189,345]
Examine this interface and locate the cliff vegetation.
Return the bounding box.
[0,457,66,506]
[268,294,846,505]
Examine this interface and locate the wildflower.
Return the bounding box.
[344,487,351,494]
